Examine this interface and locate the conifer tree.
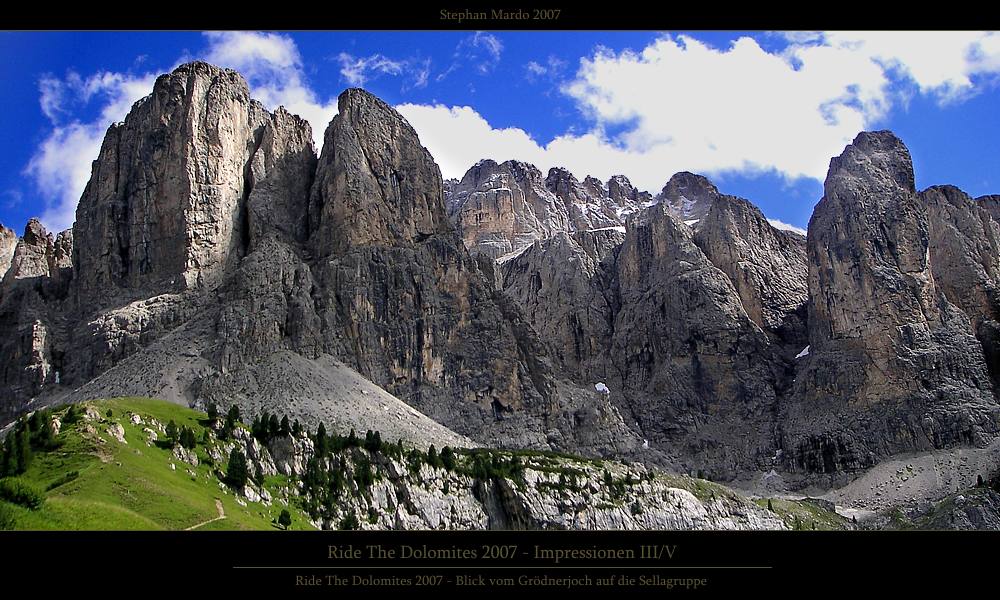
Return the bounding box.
[315,423,329,457]
[166,420,179,444]
[226,450,249,489]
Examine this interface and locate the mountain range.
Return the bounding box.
[3,61,1000,523]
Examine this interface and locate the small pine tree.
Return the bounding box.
[339,512,359,531]
[767,498,774,512]
[347,429,358,447]
[268,414,280,440]
[226,405,240,428]
[165,420,179,444]
[0,438,14,477]
[14,427,32,474]
[977,474,985,487]
[106,409,113,419]
[441,446,456,472]
[181,427,197,449]
[207,403,218,422]
[315,423,329,457]
[280,415,290,437]
[292,420,302,436]
[226,450,249,489]
[33,414,56,450]
[278,509,292,530]
[427,445,439,468]
[64,404,81,424]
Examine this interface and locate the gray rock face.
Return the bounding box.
[446,160,570,259]
[497,186,810,478]
[3,219,56,283]
[916,487,1000,530]
[978,195,1000,224]
[611,203,781,478]
[246,107,317,251]
[499,229,623,381]
[924,186,1000,388]
[545,167,626,231]
[310,89,450,254]
[0,224,16,279]
[608,175,654,209]
[693,195,809,346]
[307,90,553,444]
[656,172,720,224]
[784,131,1000,477]
[446,160,646,259]
[72,61,284,311]
[267,433,315,476]
[0,219,73,419]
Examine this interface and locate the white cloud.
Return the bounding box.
[203,31,337,151]
[813,31,1000,103]
[403,31,1000,205]
[336,52,432,91]
[26,70,157,232]
[336,52,404,86]
[524,55,567,83]
[441,31,505,80]
[465,31,503,73]
[38,76,67,122]
[397,104,549,180]
[767,219,807,236]
[526,61,547,79]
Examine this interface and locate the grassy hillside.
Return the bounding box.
[0,397,314,530]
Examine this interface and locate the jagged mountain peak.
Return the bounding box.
[657,171,720,223]
[827,129,915,195]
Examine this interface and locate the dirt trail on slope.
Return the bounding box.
[186,499,226,531]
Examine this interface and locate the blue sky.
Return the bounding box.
[2,31,1000,236]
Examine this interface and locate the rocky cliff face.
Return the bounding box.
[72,62,275,310]
[496,201,797,479]
[499,229,623,381]
[445,160,571,259]
[3,219,61,283]
[546,167,628,231]
[611,203,782,479]
[978,195,1000,223]
[693,195,809,346]
[0,224,16,280]
[446,160,648,258]
[306,90,556,446]
[657,171,720,225]
[924,185,1000,388]
[783,131,1000,479]
[0,219,73,419]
